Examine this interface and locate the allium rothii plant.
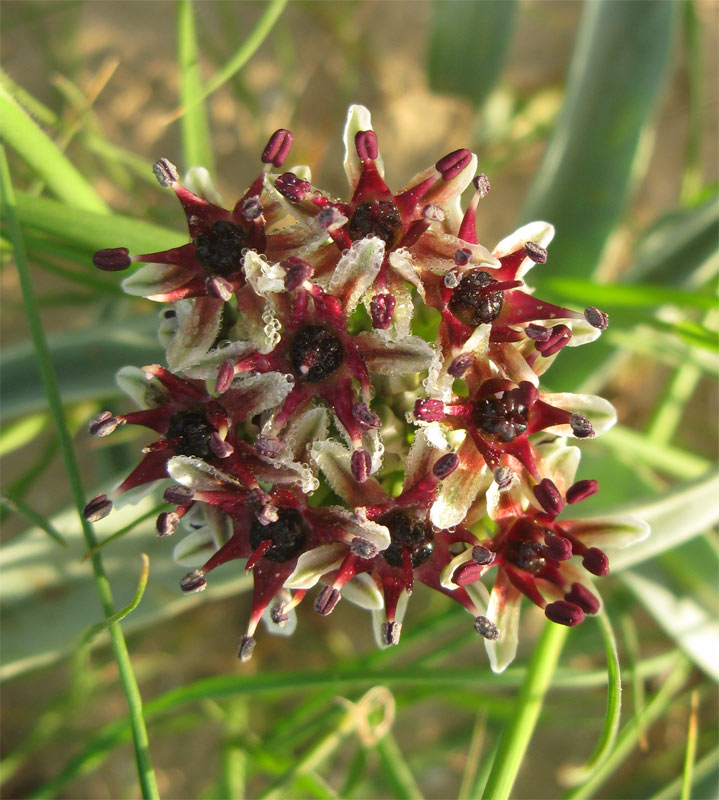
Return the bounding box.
[84,105,648,672]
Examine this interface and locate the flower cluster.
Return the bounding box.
[84,106,648,671]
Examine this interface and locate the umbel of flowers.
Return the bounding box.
[85,106,648,671]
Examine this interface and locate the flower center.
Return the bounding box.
[194,220,248,276]
[166,409,213,457]
[448,270,504,327]
[249,508,308,563]
[347,200,403,249]
[504,538,546,574]
[378,509,434,568]
[472,389,528,442]
[290,325,344,382]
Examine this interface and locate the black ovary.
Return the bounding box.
[378,509,434,568]
[195,220,248,275]
[166,409,213,457]
[448,270,504,327]
[290,326,344,382]
[249,508,308,562]
[347,201,402,249]
[472,392,528,442]
[504,539,546,574]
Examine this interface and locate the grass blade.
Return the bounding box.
[681,691,700,800]
[0,495,66,546]
[0,145,160,800]
[177,0,215,173]
[0,84,108,213]
[376,730,424,800]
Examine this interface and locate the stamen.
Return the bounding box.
[474,615,500,640]
[570,413,595,439]
[261,129,293,167]
[355,130,379,161]
[473,173,490,198]
[524,242,547,263]
[453,560,483,585]
[240,196,263,221]
[282,256,313,290]
[448,353,473,378]
[275,172,311,202]
[584,306,609,330]
[352,402,381,431]
[351,449,372,483]
[180,569,207,593]
[314,586,341,616]
[565,582,600,615]
[156,511,180,538]
[205,275,234,301]
[89,411,120,437]
[83,494,113,522]
[582,547,609,576]
[238,634,256,662]
[93,248,132,271]
[541,532,572,561]
[152,158,179,187]
[533,479,564,516]
[493,466,513,489]
[432,452,459,479]
[350,537,378,559]
[566,479,599,504]
[535,324,572,356]
[381,620,402,646]
[164,485,195,506]
[255,437,286,458]
[209,432,234,459]
[370,293,396,329]
[436,148,472,180]
[270,603,290,626]
[454,248,472,266]
[525,324,552,342]
[422,204,445,222]
[545,600,584,626]
[215,361,235,394]
[472,545,495,565]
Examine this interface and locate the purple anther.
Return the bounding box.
[454,248,472,266]
[570,413,595,439]
[93,247,131,271]
[215,361,235,395]
[533,478,564,516]
[254,437,286,458]
[163,484,195,506]
[474,615,500,640]
[436,148,472,180]
[422,204,445,222]
[206,275,234,302]
[545,600,584,626]
[156,511,180,538]
[583,547,609,576]
[448,353,473,378]
[241,196,263,221]
[275,172,310,202]
[542,531,572,561]
[493,466,513,489]
[317,206,345,230]
[351,449,372,483]
[565,582,600,615]
[473,173,491,198]
[414,398,445,422]
[261,128,293,167]
[83,494,112,522]
[314,585,341,616]
[152,158,179,187]
[381,620,402,646]
[370,293,396,330]
[180,569,207,593]
[535,324,572,356]
[257,503,279,526]
[433,452,459,479]
[352,402,381,431]
[282,256,313,291]
[566,479,599,504]
[270,603,290,625]
[238,635,256,663]
[584,306,609,330]
[524,242,547,264]
[350,537,378,559]
[453,560,484,586]
[355,130,379,161]
[472,545,495,565]
[525,324,552,342]
[89,411,119,437]
[209,432,234,459]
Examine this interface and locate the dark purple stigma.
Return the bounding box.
[194,219,248,276]
[347,200,402,249]
[378,509,434,569]
[448,270,504,327]
[249,508,309,563]
[166,409,214,458]
[290,325,344,382]
[472,389,529,442]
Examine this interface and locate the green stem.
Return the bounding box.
[482,621,568,800]
[0,146,160,800]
